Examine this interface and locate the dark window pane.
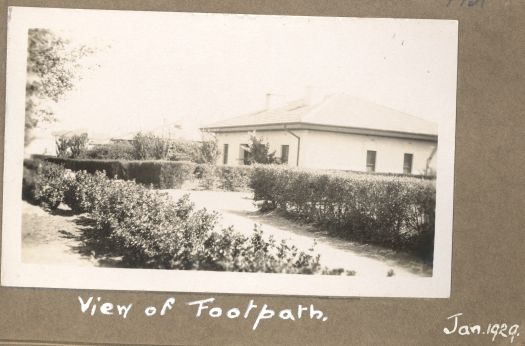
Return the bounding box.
[241,144,250,165]
[223,144,229,164]
[366,150,376,172]
[403,153,413,174]
[281,145,289,164]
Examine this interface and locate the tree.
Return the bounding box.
[247,134,279,164]
[199,138,220,164]
[132,132,171,160]
[56,133,89,158]
[25,29,96,145]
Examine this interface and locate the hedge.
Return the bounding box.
[194,164,252,191]
[22,161,355,275]
[250,165,436,260]
[38,157,196,189]
[35,156,255,191]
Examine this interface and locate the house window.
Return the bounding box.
[403,153,413,174]
[366,150,376,172]
[223,144,229,165]
[240,144,250,165]
[281,145,289,164]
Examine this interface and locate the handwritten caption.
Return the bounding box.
[78,296,328,330]
[444,313,521,343]
[447,0,486,7]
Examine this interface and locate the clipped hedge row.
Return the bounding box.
[34,156,253,191]
[250,165,436,259]
[41,157,196,189]
[23,161,354,275]
[194,164,252,191]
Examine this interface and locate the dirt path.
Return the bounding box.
[165,189,432,278]
[22,201,97,266]
[21,192,432,277]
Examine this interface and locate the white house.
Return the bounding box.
[201,94,438,175]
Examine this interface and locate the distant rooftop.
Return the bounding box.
[202,93,438,139]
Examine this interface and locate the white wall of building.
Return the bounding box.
[215,129,437,174]
[300,130,437,174]
[215,130,301,167]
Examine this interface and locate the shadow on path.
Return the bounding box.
[57,216,127,268]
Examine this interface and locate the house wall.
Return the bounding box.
[215,130,304,167]
[214,129,437,174]
[299,130,437,174]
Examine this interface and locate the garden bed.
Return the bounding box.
[22,161,354,275]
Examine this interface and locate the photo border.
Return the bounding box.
[1,6,458,298]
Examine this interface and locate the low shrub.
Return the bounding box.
[122,160,196,188]
[32,161,70,210]
[192,165,253,192]
[250,165,436,259]
[31,164,352,274]
[84,142,135,160]
[159,161,196,189]
[44,157,126,179]
[63,170,108,213]
[194,164,218,190]
[216,166,252,191]
[37,156,196,189]
[168,140,202,162]
[22,166,38,203]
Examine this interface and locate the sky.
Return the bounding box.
[11,8,458,140]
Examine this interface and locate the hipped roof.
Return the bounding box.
[202,94,438,140]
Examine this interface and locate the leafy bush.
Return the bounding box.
[192,164,253,191]
[63,170,108,213]
[124,160,196,188]
[247,134,279,164]
[168,140,201,162]
[44,157,127,179]
[32,164,352,274]
[84,142,135,160]
[194,164,218,190]
[40,157,196,189]
[132,132,170,160]
[22,167,38,203]
[31,161,71,210]
[167,139,220,164]
[250,165,436,259]
[216,166,252,191]
[56,133,89,158]
[199,139,220,164]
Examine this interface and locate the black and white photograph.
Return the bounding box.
[2,7,457,297]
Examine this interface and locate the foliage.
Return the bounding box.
[22,166,38,203]
[247,134,279,164]
[27,163,354,274]
[194,164,218,190]
[84,142,135,160]
[216,166,252,191]
[25,29,97,145]
[193,164,253,192]
[44,157,127,179]
[40,156,254,191]
[30,161,71,210]
[56,133,89,158]
[168,140,201,162]
[199,139,220,164]
[42,157,196,189]
[250,165,436,260]
[132,132,171,160]
[167,139,219,164]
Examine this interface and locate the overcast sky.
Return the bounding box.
[10,8,458,139]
